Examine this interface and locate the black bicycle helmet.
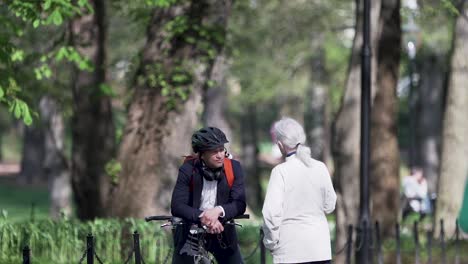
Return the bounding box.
[191,127,229,153]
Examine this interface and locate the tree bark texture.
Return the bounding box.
[435,1,468,235]
[18,124,45,185]
[202,51,233,145]
[305,47,331,164]
[107,0,233,218]
[39,96,72,219]
[70,0,115,220]
[417,52,446,194]
[370,0,401,237]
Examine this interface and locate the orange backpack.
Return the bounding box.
[182,156,235,190]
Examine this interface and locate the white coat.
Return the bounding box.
[262,155,337,263]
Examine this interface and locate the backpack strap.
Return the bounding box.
[223,158,235,189]
[182,156,198,192]
[182,156,235,190]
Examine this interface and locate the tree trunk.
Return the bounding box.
[202,51,233,145]
[331,0,381,258]
[435,1,468,235]
[417,52,446,195]
[305,47,331,164]
[70,0,115,220]
[106,0,233,218]
[18,124,45,185]
[241,106,262,212]
[39,96,72,219]
[370,0,401,237]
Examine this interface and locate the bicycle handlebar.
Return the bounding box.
[144,215,172,222]
[145,214,250,222]
[233,214,250,219]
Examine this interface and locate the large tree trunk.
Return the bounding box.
[370,0,401,237]
[70,0,115,220]
[417,52,446,195]
[435,1,468,235]
[17,124,45,185]
[331,0,381,259]
[106,0,233,218]
[202,51,233,145]
[39,96,72,219]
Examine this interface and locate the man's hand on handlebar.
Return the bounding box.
[206,219,224,234]
[199,207,223,225]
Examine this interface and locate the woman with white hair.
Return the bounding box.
[262,117,336,264]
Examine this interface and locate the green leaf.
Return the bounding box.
[23,107,33,126]
[44,0,52,10]
[34,68,43,80]
[55,47,68,61]
[43,66,52,79]
[33,19,40,28]
[99,83,116,97]
[0,87,4,98]
[78,0,88,7]
[206,80,216,88]
[51,10,63,25]
[161,87,169,96]
[13,102,21,119]
[11,50,24,62]
[105,159,122,185]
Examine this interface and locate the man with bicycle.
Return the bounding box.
[171,127,247,264]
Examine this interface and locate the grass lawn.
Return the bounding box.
[0,178,50,221]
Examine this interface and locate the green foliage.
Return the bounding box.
[227,0,352,126]
[105,159,122,185]
[54,46,94,71]
[7,0,92,26]
[0,78,33,125]
[163,14,226,59]
[0,218,262,263]
[1,0,91,125]
[139,62,193,110]
[441,0,460,16]
[0,218,171,263]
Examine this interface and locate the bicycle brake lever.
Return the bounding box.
[161,223,171,228]
[226,222,242,228]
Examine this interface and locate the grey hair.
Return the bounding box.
[273,117,313,167]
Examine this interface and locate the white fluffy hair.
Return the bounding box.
[273,117,313,167]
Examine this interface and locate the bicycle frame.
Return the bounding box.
[145,214,249,264]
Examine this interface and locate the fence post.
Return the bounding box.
[87,233,94,264]
[346,225,353,264]
[455,219,460,264]
[134,231,142,264]
[413,221,419,264]
[426,230,432,264]
[260,228,266,264]
[440,219,446,264]
[22,245,31,264]
[395,223,401,264]
[375,222,382,264]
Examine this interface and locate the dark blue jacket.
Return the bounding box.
[171,158,247,251]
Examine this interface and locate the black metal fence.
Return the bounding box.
[333,219,467,264]
[19,219,467,264]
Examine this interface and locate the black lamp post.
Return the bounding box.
[356,0,372,262]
